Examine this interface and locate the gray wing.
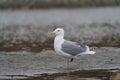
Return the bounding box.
[61,40,87,56]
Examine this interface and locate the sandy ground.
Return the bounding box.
[0,47,120,80]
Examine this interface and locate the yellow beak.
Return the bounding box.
[50,32,56,35]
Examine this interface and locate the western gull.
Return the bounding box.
[50,28,95,69]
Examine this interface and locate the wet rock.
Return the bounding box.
[110,72,120,80]
[0,47,120,79]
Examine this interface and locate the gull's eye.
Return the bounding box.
[58,30,60,32]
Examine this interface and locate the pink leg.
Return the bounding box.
[67,59,69,70]
[67,59,69,69]
[67,59,70,74]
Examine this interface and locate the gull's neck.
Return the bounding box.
[54,35,64,48]
[55,35,64,43]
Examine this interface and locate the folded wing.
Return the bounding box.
[61,40,87,56]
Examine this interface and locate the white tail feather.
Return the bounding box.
[86,46,90,52]
[86,51,95,54]
[85,46,95,55]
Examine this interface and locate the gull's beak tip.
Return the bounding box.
[50,32,55,35]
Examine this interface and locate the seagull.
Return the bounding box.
[50,28,95,69]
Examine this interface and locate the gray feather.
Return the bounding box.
[61,40,87,56]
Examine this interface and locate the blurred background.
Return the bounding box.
[0,0,120,80]
[0,0,120,8]
[0,0,120,52]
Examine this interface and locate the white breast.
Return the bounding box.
[54,36,63,54]
[54,36,72,57]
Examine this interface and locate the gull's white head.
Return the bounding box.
[50,28,64,36]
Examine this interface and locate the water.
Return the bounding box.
[0,7,120,25]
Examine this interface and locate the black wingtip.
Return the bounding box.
[70,58,73,62]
